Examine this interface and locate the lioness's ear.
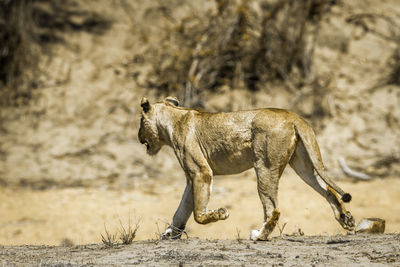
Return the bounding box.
[141,97,150,113]
[165,96,179,106]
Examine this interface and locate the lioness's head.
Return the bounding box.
[138,96,179,155]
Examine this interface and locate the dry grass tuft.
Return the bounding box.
[101,224,118,248]
[119,217,140,245]
[101,215,140,247]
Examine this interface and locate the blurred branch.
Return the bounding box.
[338,156,372,180]
[367,44,400,92]
[346,13,400,43]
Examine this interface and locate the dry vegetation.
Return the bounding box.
[0,0,111,106]
[142,0,337,108]
[100,212,140,247]
[0,0,39,106]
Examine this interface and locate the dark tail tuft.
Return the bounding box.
[342,193,352,203]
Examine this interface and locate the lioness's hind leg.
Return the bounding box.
[250,163,281,241]
[250,128,296,241]
[289,141,355,231]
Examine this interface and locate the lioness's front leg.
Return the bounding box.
[161,183,193,239]
[192,167,229,224]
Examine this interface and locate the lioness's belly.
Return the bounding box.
[197,111,256,175]
[206,142,254,175]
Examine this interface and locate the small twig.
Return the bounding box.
[338,156,372,180]
[277,222,287,237]
[327,239,351,245]
[236,228,242,243]
[155,221,162,240]
[286,238,305,243]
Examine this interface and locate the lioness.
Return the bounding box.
[138,96,355,241]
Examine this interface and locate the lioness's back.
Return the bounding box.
[194,108,305,133]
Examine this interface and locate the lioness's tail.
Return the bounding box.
[294,121,352,203]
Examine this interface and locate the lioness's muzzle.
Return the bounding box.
[140,138,150,150]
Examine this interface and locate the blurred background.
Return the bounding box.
[0,0,399,245]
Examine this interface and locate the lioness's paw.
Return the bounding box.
[250,229,260,241]
[160,228,173,240]
[217,208,230,220]
[250,229,268,241]
[340,211,355,231]
[161,228,183,240]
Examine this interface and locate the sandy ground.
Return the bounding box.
[1,235,399,266]
[1,168,399,246]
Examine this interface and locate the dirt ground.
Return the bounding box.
[1,234,399,266]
